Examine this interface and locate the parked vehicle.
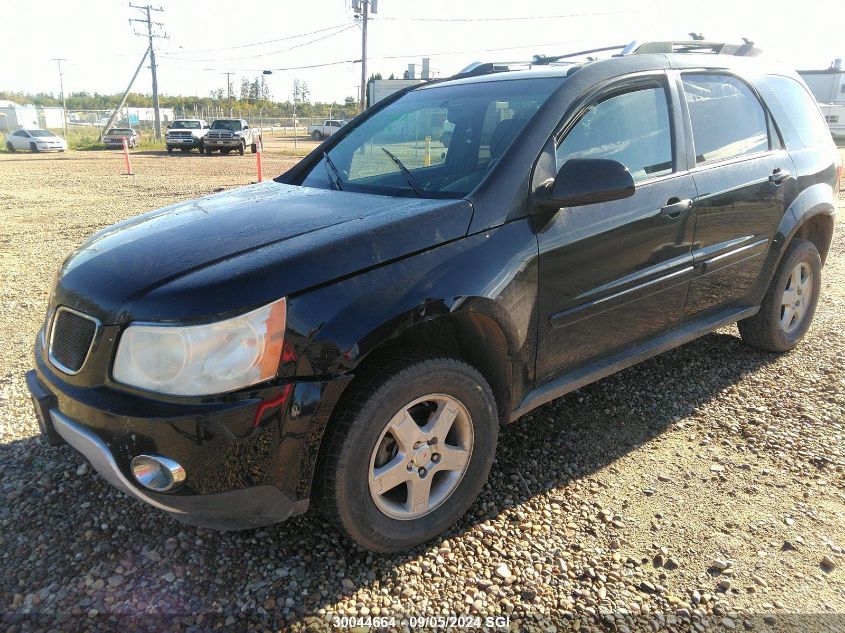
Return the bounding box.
[165,119,209,153]
[103,128,140,149]
[308,119,348,140]
[204,119,260,154]
[28,41,840,552]
[5,129,67,152]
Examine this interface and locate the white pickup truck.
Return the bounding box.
[165,119,209,153]
[308,119,347,140]
[204,119,261,155]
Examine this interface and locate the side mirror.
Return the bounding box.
[243,125,249,130]
[166,124,171,129]
[535,158,635,211]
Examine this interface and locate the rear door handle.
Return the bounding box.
[769,168,790,184]
[659,197,693,219]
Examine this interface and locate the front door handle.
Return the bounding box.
[659,197,693,219]
[769,168,791,185]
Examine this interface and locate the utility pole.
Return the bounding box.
[222,72,234,100]
[130,3,166,140]
[360,0,368,110]
[50,58,69,140]
[354,0,377,110]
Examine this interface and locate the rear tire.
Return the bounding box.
[204,146,212,155]
[316,356,498,553]
[738,238,822,352]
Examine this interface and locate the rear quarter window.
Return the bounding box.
[754,75,833,149]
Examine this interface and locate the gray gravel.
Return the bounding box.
[1,151,844,631]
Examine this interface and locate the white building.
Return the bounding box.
[0,100,66,132]
[798,60,845,104]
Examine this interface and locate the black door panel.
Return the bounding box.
[536,173,697,383]
[685,152,794,317]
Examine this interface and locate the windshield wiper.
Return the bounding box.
[323,151,343,191]
[381,148,424,197]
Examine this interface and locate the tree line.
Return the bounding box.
[0,77,360,119]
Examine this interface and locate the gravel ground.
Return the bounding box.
[0,150,843,632]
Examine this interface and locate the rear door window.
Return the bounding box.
[556,85,674,182]
[681,74,769,164]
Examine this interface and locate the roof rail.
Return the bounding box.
[531,44,628,65]
[454,61,532,78]
[624,39,762,57]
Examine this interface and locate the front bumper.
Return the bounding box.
[26,356,348,529]
[166,138,201,145]
[205,138,241,146]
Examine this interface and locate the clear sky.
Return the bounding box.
[3,0,843,104]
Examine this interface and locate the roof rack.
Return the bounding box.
[451,39,762,80]
[622,39,762,57]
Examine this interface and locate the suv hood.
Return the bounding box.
[53,182,473,323]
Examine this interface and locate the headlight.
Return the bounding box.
[112,298,286,396]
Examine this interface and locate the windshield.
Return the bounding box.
[171,121,201,129]
[211,120,242,130]
[107,129,132,135]
[27,130,54,138]
[301,77,560,198]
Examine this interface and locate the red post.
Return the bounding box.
[256,137,263,183]
[122,138,133,176]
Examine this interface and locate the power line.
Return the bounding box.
[372,10,620,22]
[161,23,351,55]
[158,37,585,73]
[159,24,355,63]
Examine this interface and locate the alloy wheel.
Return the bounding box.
[780,262,813,334]
[368,393,474,520]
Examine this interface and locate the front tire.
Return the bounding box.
[739,238,822,352]
[30,142,39,153]
[316,356,498,553]
[166,145,173,153]
[238,141,245,155]
[312,130,323,140]
[6,142,15,153]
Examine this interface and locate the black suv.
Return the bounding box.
[27,41,840,552]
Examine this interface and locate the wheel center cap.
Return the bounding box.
[413,446,431,467]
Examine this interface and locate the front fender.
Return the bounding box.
[286,218,540,400]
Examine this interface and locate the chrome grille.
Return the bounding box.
[49,307,99,374]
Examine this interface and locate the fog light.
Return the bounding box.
[130,454,186,492]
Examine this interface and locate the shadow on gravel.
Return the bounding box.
[0,331,783,631]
